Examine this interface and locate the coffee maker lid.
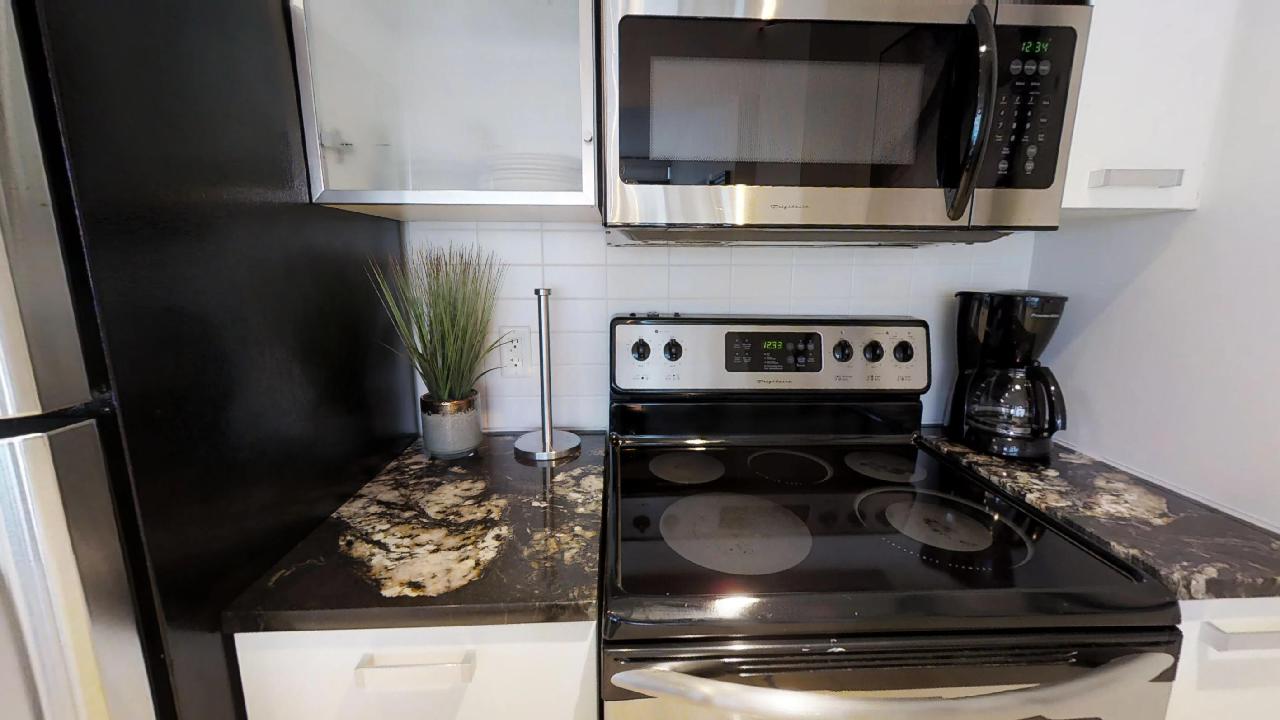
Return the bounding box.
[954,289,1068,300]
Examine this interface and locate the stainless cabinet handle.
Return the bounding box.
[1202,620,1280,653]
[612,652,1173,720]
[1088,169,1185,188]
[354,650,475,691]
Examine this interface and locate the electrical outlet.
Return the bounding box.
[499,326,531,377]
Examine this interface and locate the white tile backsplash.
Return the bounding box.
[607,265,668,298]
[541,228,607,265]
[543,265,605,299]
[405,222,1035,430]
[669,265,731,298]
[732,265,792,298]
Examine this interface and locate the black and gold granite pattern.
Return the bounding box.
[921,436,1280,600]
[224,433,603,632]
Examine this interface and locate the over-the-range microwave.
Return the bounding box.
[599,0,1092,244]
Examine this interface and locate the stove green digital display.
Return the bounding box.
[1021,40,1051,54]
[725,332,822,373]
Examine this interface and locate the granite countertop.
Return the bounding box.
[223,433,603,633]
[920,436,1280,601]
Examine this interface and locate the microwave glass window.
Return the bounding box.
[648,57,925,166]
[617,16,974,189]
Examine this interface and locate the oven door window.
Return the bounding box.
[618,17,978,188]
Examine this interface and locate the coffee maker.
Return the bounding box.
[947,291,1068,460]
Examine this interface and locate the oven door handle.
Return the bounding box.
[612,652,1173,720]
[945,0,998,222]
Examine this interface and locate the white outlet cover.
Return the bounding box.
[499,326,531,377]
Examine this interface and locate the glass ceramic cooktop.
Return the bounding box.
[613,443,1136,597]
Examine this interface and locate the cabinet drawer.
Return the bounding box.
[235,621,595,720]
[1167,599,1280,719]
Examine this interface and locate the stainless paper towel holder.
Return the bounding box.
[514,289,581,462]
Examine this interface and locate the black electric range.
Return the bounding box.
[599,315,1179,720]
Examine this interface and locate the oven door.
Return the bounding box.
[601,631,1181,720]
[600,0,999,229]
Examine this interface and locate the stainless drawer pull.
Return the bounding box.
[1203,620,1280,653]
[354,650,475,691]
[1088,169,1185,188]
[612,652,1173,720]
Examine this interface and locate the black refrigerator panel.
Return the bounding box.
[17,0,419,718]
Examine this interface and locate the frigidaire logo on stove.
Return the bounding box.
[769,203,810,210]
[755,378,793,385]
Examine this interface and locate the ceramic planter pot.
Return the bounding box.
[420,391,482,459]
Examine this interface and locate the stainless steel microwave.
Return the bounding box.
[599,0,1092,242]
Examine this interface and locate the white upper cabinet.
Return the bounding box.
[290,0,597,221]
[1061,0,1238,211]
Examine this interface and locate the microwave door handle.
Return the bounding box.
[613,652,1172,720]
[945,0,999,222]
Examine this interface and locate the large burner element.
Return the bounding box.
[748,450,833,486]
[660,493,812,575]
[649,452,725,486]
[855,488,1034,571]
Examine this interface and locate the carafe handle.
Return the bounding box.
[1029,366,1067,437]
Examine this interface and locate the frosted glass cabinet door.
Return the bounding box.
[290,0,595,210]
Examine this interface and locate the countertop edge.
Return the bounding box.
[919,435,1280,602]
[222,600,597,634]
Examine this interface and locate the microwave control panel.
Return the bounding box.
[978,26,1078,190]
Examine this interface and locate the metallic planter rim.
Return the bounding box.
[420,390,478,416]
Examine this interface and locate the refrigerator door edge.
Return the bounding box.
[0,419,157,719]
[0,0,92,419]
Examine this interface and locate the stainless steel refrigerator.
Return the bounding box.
[1,0,416,717]
[1,3,155,715]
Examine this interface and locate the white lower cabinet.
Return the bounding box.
[1167,598,1280,719]
[235,621,596,720]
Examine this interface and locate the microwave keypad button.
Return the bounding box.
[1009,59,1023,76]
[1038,60,1052,76]
[1026,145,1038,159]
[1024,160,1036,173]
[998,159,1010,174]
[1023,60,1038,75]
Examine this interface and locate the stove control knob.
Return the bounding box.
[631,339,651,361]
[863,340,884,363]
[663,339,683,362]
[893,340,915,363]
[832,339,854,362]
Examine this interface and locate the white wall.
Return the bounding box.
[1029,2,1280,530]
[405,222,1036,431]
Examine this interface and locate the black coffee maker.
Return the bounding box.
[947,291,1067,460]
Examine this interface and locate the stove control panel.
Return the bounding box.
[612,316,930,393]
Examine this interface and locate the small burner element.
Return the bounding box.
[649,452,726,486]
[854,488,1034,570]
[884,501,994,552]
[747,450,833,486]
[660,493,812,575]
[844,450,927,484]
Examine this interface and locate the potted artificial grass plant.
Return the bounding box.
[371,244,506,459]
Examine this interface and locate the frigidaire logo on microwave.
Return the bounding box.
[769,203,810,210]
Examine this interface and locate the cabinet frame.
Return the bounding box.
[287,0,598,210]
